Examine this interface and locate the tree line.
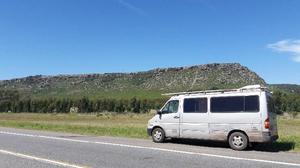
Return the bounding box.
[272,90,300,114]
[0,89,300,114]
[0,90,166,113]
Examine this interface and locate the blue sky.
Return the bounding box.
[0,0,300,84]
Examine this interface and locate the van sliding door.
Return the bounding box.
[180,98,209,139]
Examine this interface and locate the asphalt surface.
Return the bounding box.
[0,127,299,168]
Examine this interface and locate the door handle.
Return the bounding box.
[174,116,180,119]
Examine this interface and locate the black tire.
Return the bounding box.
[152,127,165,143]
[228,132,248,151]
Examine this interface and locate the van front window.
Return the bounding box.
[162,100,179,113]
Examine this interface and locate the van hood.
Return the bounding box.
[148,115,160,127]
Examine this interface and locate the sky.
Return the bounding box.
[0,0,300,84]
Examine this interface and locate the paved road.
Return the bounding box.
[0,127,299,168]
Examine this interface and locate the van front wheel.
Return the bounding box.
[228,132,248,150]
[152,127,165,143]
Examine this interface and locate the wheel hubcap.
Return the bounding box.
[232,136,244,147]
[153,130,162,141]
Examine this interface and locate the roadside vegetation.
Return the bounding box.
[0,113,299,152]
[275,116,300,151]
[0,113,151,138]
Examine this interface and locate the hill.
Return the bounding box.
[269,84,300,95]
[0,63,266,99]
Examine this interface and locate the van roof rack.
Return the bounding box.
[162,85,269,96]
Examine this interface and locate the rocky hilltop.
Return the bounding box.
[0,63,266,99]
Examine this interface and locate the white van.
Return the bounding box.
[147,85,278,150]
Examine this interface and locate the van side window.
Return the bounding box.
[245,96,260,112]
[211,96,243,112]
[162,100,179,113]
[184,98,207,113]
[211,96,259,113]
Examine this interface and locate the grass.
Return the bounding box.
[275,117,300,151]
[0,113,152,139]
[0,113,299,152]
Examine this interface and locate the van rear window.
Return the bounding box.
[267,96,275,113]
[211,96,259,113]
[184,98,207,113]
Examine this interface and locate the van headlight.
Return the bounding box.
[147,122,153,127]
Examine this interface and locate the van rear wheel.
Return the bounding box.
[152,127,165,143]
[228,132,248,151]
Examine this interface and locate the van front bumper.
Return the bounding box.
[147,128,152,136]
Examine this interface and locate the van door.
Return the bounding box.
[159,100,180,138]
[180,98,210,139]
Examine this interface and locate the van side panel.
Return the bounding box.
[208,93,263,142]
[180,113,210,139]
[209,113,262,141]
[208,92,278,143]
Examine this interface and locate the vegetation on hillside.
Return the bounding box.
[0,63,299,114]
[272,90,300,114]
[270,84,300,95]
[0,90,166,113]
[1,88,300,114]
[0,63,265,99]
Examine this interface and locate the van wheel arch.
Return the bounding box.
[151,126,164,135]
[227,130,248,141]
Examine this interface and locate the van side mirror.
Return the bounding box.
[157,110,162,115]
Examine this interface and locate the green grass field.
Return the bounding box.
[275,117,300,152]
[0,113,299,152]
[0,113,151,138]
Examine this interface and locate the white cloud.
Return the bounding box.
[267,39,300,63]
[118,0,147,16]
